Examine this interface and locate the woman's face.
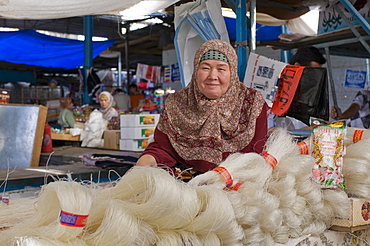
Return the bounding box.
[197,59,231,99]
[100,97,109,109]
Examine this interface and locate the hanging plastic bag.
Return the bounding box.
[286,67,329,125]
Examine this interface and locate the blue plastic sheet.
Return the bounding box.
[224,17,281,42]
[0,29,115,70]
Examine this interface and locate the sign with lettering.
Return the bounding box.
[344,69,366,88]
[271,65,305,116]
[318,1,369,35]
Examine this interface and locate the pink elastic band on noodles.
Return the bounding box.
[212,166,234,188]
[59,210,89,227]
[0,196,9,205]
[297,141,309,155]
[260,151,277,169]
[353,130,364,143]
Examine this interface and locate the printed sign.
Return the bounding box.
[244,53,287,107]
[271,65,305,116]
[345,69,366,88]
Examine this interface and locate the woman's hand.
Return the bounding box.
[136,154,157,167]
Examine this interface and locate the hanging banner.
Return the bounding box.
[171,63,180,82]
[344,69,366,88]
[164,65,172,83]
[244,52,287,107]
[271,65,305,116]
[136,63,162,88]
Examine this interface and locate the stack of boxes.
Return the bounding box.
[119,114,160,151]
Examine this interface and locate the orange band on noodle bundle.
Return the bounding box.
[59,210,89,227]
[297,141,309,155]
[212,166,234,188]
[353,130,364,143]
[229,183,242,191]
[260,151,277,169]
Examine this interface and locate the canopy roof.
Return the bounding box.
[0,0,312,20]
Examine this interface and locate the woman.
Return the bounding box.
[136,39,269,175]
[58,97,75,128]
[99,91,118,121]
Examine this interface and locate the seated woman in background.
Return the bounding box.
[58,97,76,128]
[99,91,120,130]
[136,39,269,178]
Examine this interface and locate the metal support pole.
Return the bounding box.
[125,23,130,93]
[333,3,370,55]
[236,0,247,81]
[325,47,338,110]
[367,58,370,90]
[338,0,370,36]
[249,0,256,53]
[118,52,122,88]
[83,15,93,105]
[280,25,292,63]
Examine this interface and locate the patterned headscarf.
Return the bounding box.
[157,39,265,165]
[99,91,118,120]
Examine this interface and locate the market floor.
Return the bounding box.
[0,144,142,193]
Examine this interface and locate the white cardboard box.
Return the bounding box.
[120,114,160,127]
[119,139,149,152]
[331,197,370,228]
[120,127,155,139]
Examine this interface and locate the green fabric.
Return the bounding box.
[59,109,75,128]
[200,50,228,63]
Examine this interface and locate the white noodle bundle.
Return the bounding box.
[265,128,342,240]
[32,181,93,241]
[189,128,298,190]
[155,231,186,246]
[322,189,350,221]
[15,237,87,246]
[110,166,200,230]
[183,185,244,246]
[0,198,38,229]
[342,138,370,198]
[344,127,370,146]
[343,157,370,198]
[83,199,156,246]
[188,152,272,190]
[345,138,370,160]
[228,182,282,245]
[0,181,93,244]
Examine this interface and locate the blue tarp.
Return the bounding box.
[0,29,115,70]
[224,17,282,42]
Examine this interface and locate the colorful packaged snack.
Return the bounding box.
[310,117,346,189]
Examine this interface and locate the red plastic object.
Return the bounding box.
[42,122,53,153]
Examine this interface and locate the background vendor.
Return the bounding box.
[58,97,76,128]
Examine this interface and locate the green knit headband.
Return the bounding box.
[200,50,229,63]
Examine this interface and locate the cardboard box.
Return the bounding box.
[119,139,149,151]
[318,1,370,35]
[120,114,160,127]
[120,127,155,139]
[102,130,120,150]
[331,197,370,229]
[51,133,80,141]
